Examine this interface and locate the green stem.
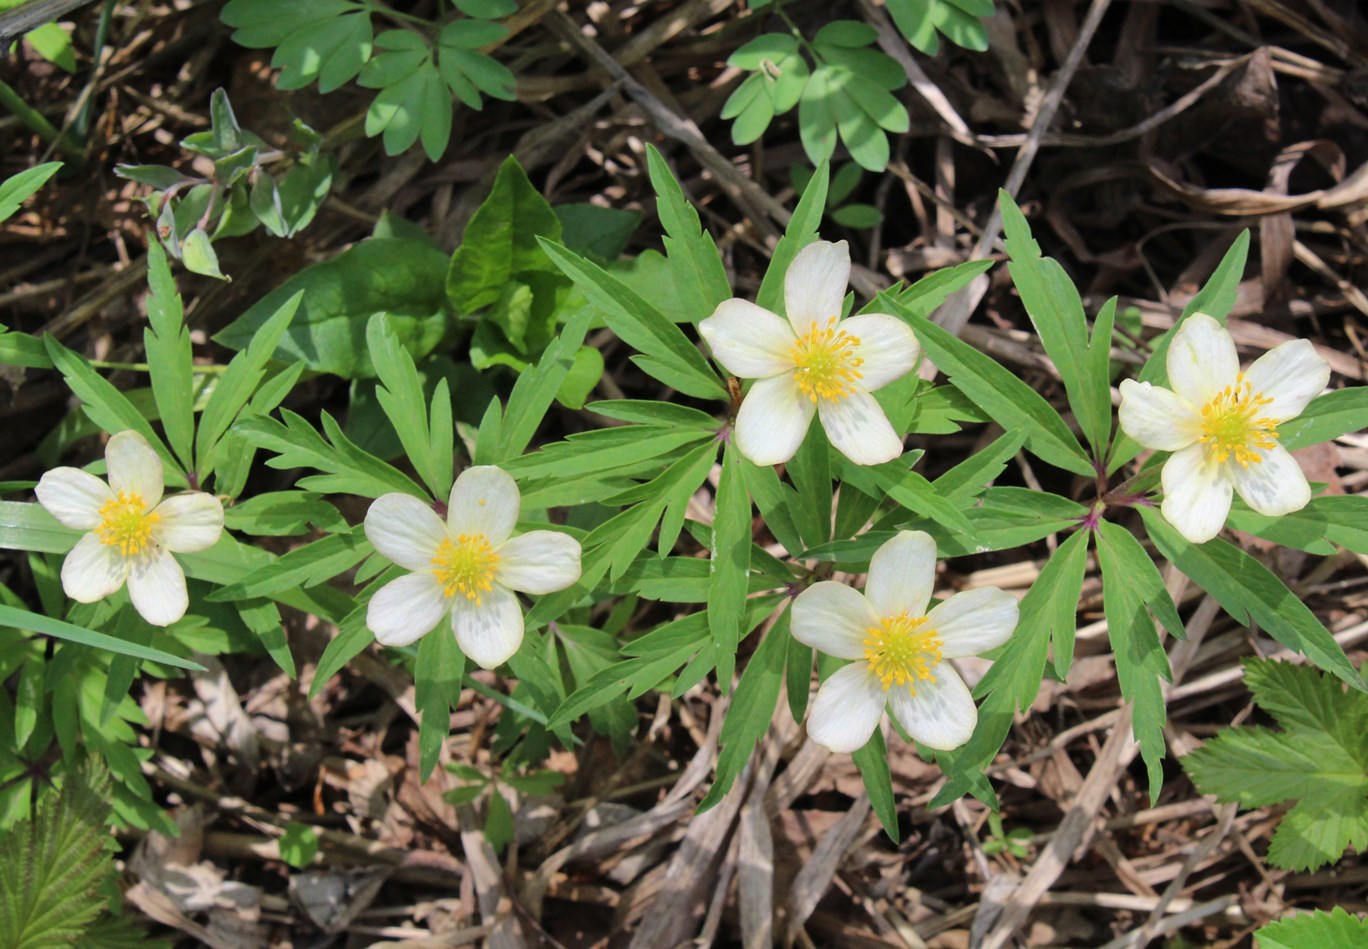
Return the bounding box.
[771,0,822,61]
[0,78,83,164]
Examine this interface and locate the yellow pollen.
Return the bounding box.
[96,491,159,556]
[790,317,863,403]
[431,534,500,603]
[1198,373,1279,467]
[864,612,943,692]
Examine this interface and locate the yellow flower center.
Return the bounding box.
[1198,373,1279,467]
[864,612,943,692]
[791,317,863,403]
[431,534,500,603]
[96,491,159,556]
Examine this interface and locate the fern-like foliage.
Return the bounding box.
[1255,907,1368,948]
[0,759,116,948]
[1182,659,1368,872]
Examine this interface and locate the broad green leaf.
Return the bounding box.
[645,145,732,323]
[1097,521,1174,802]
[1142,507,1363,690]
[709,443,752,688]
[698,607,789,811]
[555,203,640,262]
[215,239,449,379]
[447,156,562,313]
[885,296,1094,477]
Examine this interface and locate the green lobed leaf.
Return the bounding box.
[931,528,1089,808]
[698,606,789,811]
[0,163,61,225]
[709,443,752,689]
[1142,507,1363,691]
[1227,495,1368,556]
[492,307,593,463]
[1096,521,1174,803]
[1256,907,1368,949]
[143,242,196,473]
[645,145,733,323]
[853,726,899,841]
[884,295,1095,477]
[1278,387,1368,452]
[207,530,371,602]
[755,161,829,315]
[367,314,452,499]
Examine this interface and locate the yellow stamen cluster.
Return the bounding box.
[791,317,863,403]
[1199,373,1279,467]
[864,612,943,692]
[431,534,500,603]
[96,492,159,556]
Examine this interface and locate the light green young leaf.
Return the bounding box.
[1096,521,1174,803]
[1183,659,1368,871]
[883,295,1094,477]
[1141,507,1363,690]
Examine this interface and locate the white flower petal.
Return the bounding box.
[1242,339,1331,422]
[127,548,188,627]
[784,240,850,333]
[1118,380,1201,451]
[699,299,796,379]
[886,665,977,750]
[864,530,936,619]
[817,388,903,466]
[734,373,814,466]
[926,587,1019,658]
[496,531,581,594]
[152,493,224,553]
[840,314,919,391]
[1161,443,1232,544]
[791,581,879,659]
[1230,444,1311,517]
[805,662,887,753]
[61,533,129,603]
[364,493,448,571]
[1166,313,1238,407]
[104,430,163,510]
[35,467,114,530]
[448,466,520,545]
[451,584,524,669]
[367,572,450,647]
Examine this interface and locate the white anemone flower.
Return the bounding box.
[790,530,1018,753]
[35,430,224,627]
[363,465,581,669]
[699,240,920,467]
[1118,313,1330,544]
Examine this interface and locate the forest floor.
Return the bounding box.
[2,0,1368,947]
